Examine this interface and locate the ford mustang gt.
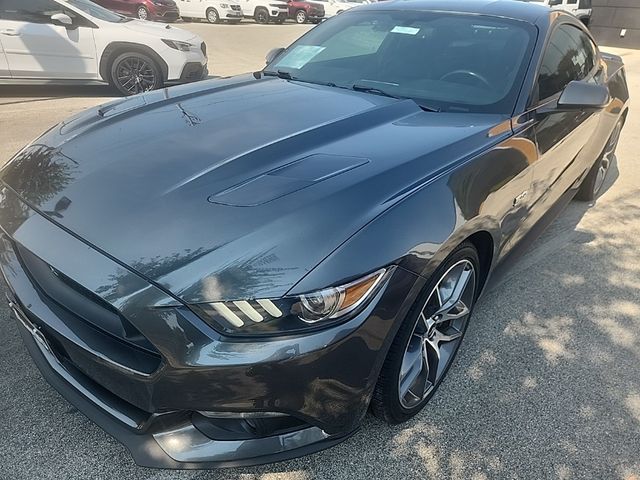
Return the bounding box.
[0,0,629,469]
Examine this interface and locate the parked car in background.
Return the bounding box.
[311,0,354,17]
[239,0,288,23]
[287,0,324,24]
[92,0,181,21]
[524,0,592,26]
[177,0,244,23]
[0,0,208,95]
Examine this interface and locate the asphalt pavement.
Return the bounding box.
[0,23,639,480]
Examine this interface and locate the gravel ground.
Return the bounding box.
[0,23,639,480]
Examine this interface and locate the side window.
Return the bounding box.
[537,24,597,100]
[0,0,66,23]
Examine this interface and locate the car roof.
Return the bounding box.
[356,0,550,24]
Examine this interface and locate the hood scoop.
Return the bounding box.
[208,154,369,207]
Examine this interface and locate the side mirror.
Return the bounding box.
[265,47,285,65]
[51,13,75,29]
[557,80,609,110]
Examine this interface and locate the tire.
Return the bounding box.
[110,52,163,96]
[137,5,149,20]
[295,9,307,24]
[575,117,624,202]
[206,7,219,24]
[371,242,480,424]
[254,7,269,24]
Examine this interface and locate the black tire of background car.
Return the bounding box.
[295,9,307,24]
[206,8,220,24]
[137,5,149,20]
[370,242,480,424]
[110,52,163,96]
[254,7,269,24]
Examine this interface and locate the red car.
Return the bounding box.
[287,0,324,23]
[92,0,181,22]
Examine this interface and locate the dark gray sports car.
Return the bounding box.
[0,0,629,469]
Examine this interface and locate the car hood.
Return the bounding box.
[0,75,506,303]
[122,20,198,43]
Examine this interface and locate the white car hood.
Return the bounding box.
[122,20,198,42]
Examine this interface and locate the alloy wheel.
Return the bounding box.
[255,10,268,23]
[593,120,622,196]
[296,10,307,23]
[207,8,219,23]
[115,57,157,95]
[137,6,149,20]
[398,259,476,409]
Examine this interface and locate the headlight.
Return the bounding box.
[191,268,391,336]
[220,3,229,7]
[152,0,165,5]
[161,39,192,52]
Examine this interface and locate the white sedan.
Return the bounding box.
[0,0,208,95]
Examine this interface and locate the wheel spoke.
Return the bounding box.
[399,338,430,406]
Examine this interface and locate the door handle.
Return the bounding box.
[0,29,19,36]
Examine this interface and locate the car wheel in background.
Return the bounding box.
[295,10,307,23]
[206,8,220,23]
[110,52,163,96]
[254,8,269,23]
[575,117,624,202]
[137,5,149,20]
[371,242,479,424]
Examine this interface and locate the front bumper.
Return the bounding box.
[0,186,423,468]
[152,6,180,22]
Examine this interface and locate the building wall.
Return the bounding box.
[590,0,640,48]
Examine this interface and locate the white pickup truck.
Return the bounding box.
[532,0,592,26]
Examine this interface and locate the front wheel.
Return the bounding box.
[575,117,624,202]
[110,52,163,96]
[254,8,269,24]
[295,9,307,23]
[206,7,219,23]
[371,242,479,424]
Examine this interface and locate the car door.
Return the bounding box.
[177,0,199,18]
[0,37,10,77]
[529,22,601,214]
[0,0,99,79]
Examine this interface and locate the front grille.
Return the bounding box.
[231,4,241,11]
[201,41,207,56]
[14,243,161,374]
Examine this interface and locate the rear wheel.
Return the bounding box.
[206,7,220,23]
[254,7,269,24]
[371,243,479,424]
[575,117,624,201]
[137,5,149,20]
[110,52,162,96]
[295,9,307,23]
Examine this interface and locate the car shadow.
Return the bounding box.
[0,84,116,103]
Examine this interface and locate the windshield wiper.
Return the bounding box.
[262,70,338,88]
[351,84,440,112]
[263,69,295,80]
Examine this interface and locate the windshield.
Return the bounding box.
[64,0,131,22]
[266,10,536,114]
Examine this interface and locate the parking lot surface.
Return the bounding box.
[1,23,639,480]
